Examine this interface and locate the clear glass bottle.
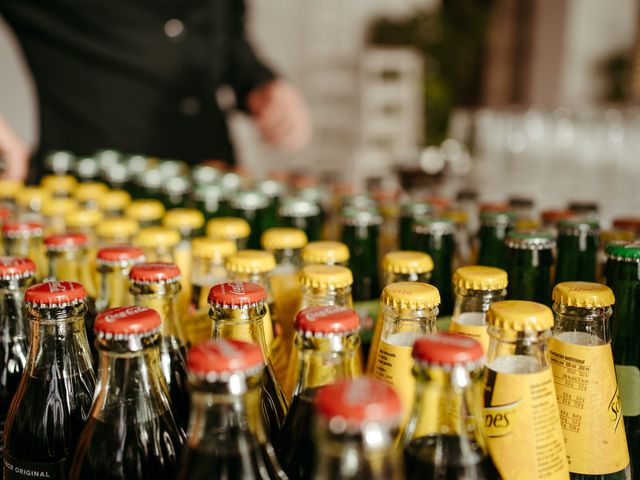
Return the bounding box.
[125,199,165,228]
[206,216,251,250]
[70,306,185,479]
[41,197,77,236]
[277,305,362,479]
[95,246,145,314]
[2,221,47,280]
[64,208,104,286]
[134,226,180,263]
[95,217,139,247]
[0,180,23,214]
[4,281,96,479]
[301,240,350,267]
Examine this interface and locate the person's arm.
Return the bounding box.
[0,114,29,180]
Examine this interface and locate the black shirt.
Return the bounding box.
[0,0,275,167]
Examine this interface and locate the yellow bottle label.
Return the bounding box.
[483,364,569,480]
[373,334,416,421]
[549,336,629,474]
[366,309,384,373]
[449,312,490,353]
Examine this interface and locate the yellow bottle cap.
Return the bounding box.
[163,208,205,231]
[261,227,308,251]
[552,282,615,308]
[126,199,165,222]
[0,179,23,200]
[453,266,508,291]
[99,190,131,212]
[226,249,276,274]
[192,237,237,260]
[300,264,353,289]
[135,227,181,248]
[41,175,77,195]
[65,209,104,228]
[302,241,350,265]
[383,251,434,274]
[381,282,440,310]
[96,217,139,239]
[443,210,469,225]
[516,219,541,231]
[17,187,51,209]
[74,182,109,202]
[41,198,77,217]
[600,229,634,246]
[206,217,250,240]
[487,300,553,331]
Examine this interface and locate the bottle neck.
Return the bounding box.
[380,305,438,345]
[132,283,185,345]
[486,326,551,372]
[191,257,227,309]
[299,285,353,310]
[0,279,30,340]
[382,271,431,288]
[142,246,175,263]
[342,224,380,301]
[609,261,640,362]
[47,249,96,297]
[552,303,611,344]
[272,248,302,274]
[5,237,45,278]
[453,287,506,317]
[97,264,134,312]
[506,248,553,303]
[228,271,273,299]
[209,304,269,358]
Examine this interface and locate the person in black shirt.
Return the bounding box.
[0,0,311,180]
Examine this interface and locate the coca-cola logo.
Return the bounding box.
[304,305,347,321]
[104,306,148,323]
[226,282,246,295]
[48,281,70,293]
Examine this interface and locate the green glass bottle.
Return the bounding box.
[279,198,323,242]
[192,184,222,221]
[399,200,433,251]
[505,231,555,304]
[45,150,76,175]
[190,164,221,187]
[135,168,163,202]
[555,218,599,284]
[160,176,191,210]
[123,155,153,198]
[231,191,270,249]
[477,210,515,270]
[257,179,287,233]
[74,156,100,183]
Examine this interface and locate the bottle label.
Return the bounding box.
[483,366,569,479]
[549,338,629,474]
[4,454,66,479]
[365,309,385,373]
[373,336,415,421]
[615,364,640,416]
[353,299,380,345]
[449,313,490,353]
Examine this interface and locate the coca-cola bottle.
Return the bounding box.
[95,246,145,314]
[4,281,96,479]
[177,339,286,479]
[69,306,185,479]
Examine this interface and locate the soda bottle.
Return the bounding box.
[191,163,221,187]
[257,179,287,230]
[312,377,403,480]
[95,246,145,313]
[508,196,535,222]
[133,168,162,202]
[74,156,100,183]
[125,199,165,228]
[16,186,51,223]
[40,175,77,199]
[159,176,191,210]
[44,150,75,175]
[279,197,323,242]
[399,200,433,250]
[477,210,515,270]
[443,209,474,267]
[231,191,271,249]
[277,305,362,479]
[483,300,569,479]
[413,218,456,316]
[69,306,185,479]
[505,231,555,304]
[449,265,508,353]
[555,219,599,284]
[372,282,440,421]
[2,222,47,280]
[605,243,640,477]
[206,216,251,249]
[192,184,223,220]
[367,250,434,373]
[402,333,501,479]
[130,262,189,428]
[177,339,286,480]
[97,190,131,218]
[95,217,140,247]
[4,281,96,479]
[73,182,109,211]
[301,240,350,266]
[41,198,77,236]
[549,282,631,479]
[208,282,288,440]
[612,217,640,239]
[134,226,180,264]
[65,208,104,284]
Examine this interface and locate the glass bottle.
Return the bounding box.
[16,186,51,223]
[568,201,599,222]
[477,211,515,270]
[64,208,104,286]
[125,199,165,228]
[450,265,508,353]
[69,306,185,479]
[41,198,77,236]
[312,377,404,480]
[372,282,440,422]
[97,190,131,218]
[95,246,145,314]
[40,175,77,199]
[555,219,599,284]
[207,281,288,441]
[4,281,96,479]
[95,217,139,247]
[130,262,189,428]
[231,190,271,249]
[483,300,569,479]
[2,222,47,280]
[133,168,163,202]
[505,231,555,304]
[122,155,153,197]
[257,179,287,231]
[550,282,631,479]
[73,182,109,211]
[399,200,433,251]
[134,226,180,263]
[159,176,191,210]
[206,216,251,250]
[74,156,100,183]
[44,150,76,175]
[192,184,223,221]
[301,240,350,266]
[0,180,22,215]
[277,305,362,479]
[402,333,501,479]
[177,339,286,480]
[279,197,323,242]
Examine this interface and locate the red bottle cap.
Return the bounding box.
[2,222,43,238]
[315,378,402,428]
[0,207,12,221]
[96,246,145,265]
[25,281,87,306]
[94,306,161,338]
[129,262,181,284]
[613,217,640,230]
[541,209,575,225]
[0,256,37,279]
[295,305,360,335]
[188,339,264,378]
[208,282,266,307]
[44,233,88,250]
[412,333,484,366]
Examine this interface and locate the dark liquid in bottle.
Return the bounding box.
[276,390,315,480]
[404,435,501,480]
[70,411,185,479]
[0,336,29,456]
[260,364,288,441]
[159,344,190,430]
[84,297,98,366]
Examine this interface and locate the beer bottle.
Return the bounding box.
[372,282,440,421]
[555,219,599,284]
[505,230,555,304]
[159,176,191,210]
[450,265,508,353]
[192,184,223,221]
[74,157,100,183]
[44,150,76,175]
[483,300,569,479]
[231,191,271,249]
[40,174,77,199]
[95,246,145,313]
[177,339,286,480]
[2,222,47,280]
[402,334,501,479]
[97,189,131,218]
[443,209,473,267]
[277,305,361,479]
[95,217,139,247]
[258,179,287,230]
[134,226,180,263]
[4,281,96,479]
[508,196,535,222]
[301,240,350,266]
[206,216,251,250]
[73,182,109,210]
[549,282,631,479]
[279,197,323,242]
[541,209,575,231]
[606,243,640,477]
[399,200,433,250]
[312,377,403,480]
[191,163,220,187]
[101,163,131,192]
[16,186,51,223]
[134,168,163,202]
[130,262,189,428]
[41,198,77,236]
[122,155,152,197]
[477,210,515,270]
[413,218,456,316]
[208,282,288,440]
[125,199,165,228]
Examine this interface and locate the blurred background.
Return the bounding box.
[2,0,640,222]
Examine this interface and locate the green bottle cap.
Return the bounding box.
[605,241,640,261]
[506,231,555,250]
[557,218,599,235]
[413,217,456,236]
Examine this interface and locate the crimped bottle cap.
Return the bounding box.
[552,282,614,308]
[261,227,308,251]
[94,306,161,338]
[225,250,276,274]
[279,198,321,218]
[44,233,88,251]
[208,281,266,307]
[135,227,181,248]
[541,209,575,225]
[65,209,104,228]
[295,305,360,335]
[129,262,181,284]
[96,217,139,239]
[230,190,269,210]
[42,198,77,217]
[505,231,555,250]
[25,281,86,307]
[302,241,350,265]
[606,242,640,262]
[2,222,43,239]
[453,266,508,290]
[480,210,516,226]
[126,199,165,222]
[97,246,145,266]
[487,300,553,331]
[382,251,433,274]
[381,281,440,309]
[413,333,484,366]
[413,218,457,236]
[17,187,50,209]
[300,264,353,289]
[163,208,205,231]
[613,217,640,230]
[0,257,36,280]
[192,237,237,261]
[188,339,264,378]
[206,217,251,240]
[74,182,109,202]
[99,190,131,212]
[41,175,77,195]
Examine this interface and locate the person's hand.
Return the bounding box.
[247,80,311,152]
[0,115,29,181]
